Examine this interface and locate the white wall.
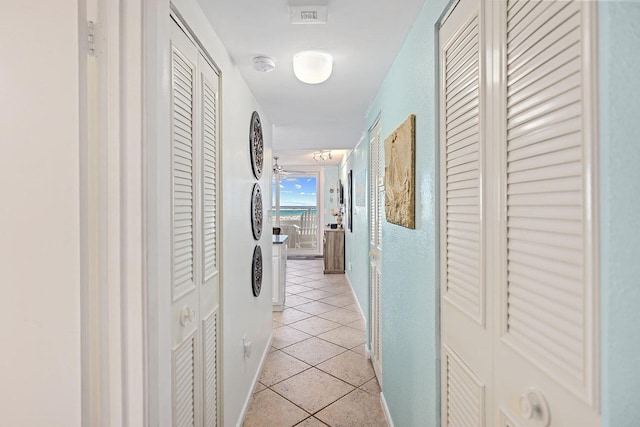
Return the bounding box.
[156,1,274,425]
[323,166,340,225]
[0,2,82,425]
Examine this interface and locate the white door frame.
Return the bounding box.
[276,166,325,256]
[80,0,146,425]
[279,166,325,257]
[82,0,231,425]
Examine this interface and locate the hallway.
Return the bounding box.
[243,259,387,427]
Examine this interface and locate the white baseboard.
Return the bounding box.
[236,332,273,427]
[344,273,366,322]
[345,274,370,360]
[380,392,395,427]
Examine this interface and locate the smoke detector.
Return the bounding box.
[289,5,328,24]
[251,56,276,72]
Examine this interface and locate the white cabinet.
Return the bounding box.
[272,235,288,311]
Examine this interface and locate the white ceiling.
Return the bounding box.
[196,0,426,163]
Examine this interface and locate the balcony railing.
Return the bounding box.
[273,206,319,251]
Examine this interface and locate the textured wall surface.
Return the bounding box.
[599,2,640,426]
[341,142,371,323]
[346,1,640,426]
[362,0,450,425]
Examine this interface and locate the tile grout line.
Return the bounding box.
[244,260,385,427]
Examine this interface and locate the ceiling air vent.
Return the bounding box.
[289,5,327,24]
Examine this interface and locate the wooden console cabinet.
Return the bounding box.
[323,229,344,274]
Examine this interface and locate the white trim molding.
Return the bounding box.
[80,0,146,424]
[345,273,367,322]
[381,392,395,427]
[237,333,274,427]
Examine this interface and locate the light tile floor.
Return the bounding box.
[243,259,388,427]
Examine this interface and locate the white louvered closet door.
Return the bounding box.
[170,18,221,427]
[439,0,492,425]
[493,1,599,425]
[440,0,599,425]
[368,118,383,383]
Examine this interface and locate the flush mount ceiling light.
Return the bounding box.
[251,56,276,72]
[293,51,333,84]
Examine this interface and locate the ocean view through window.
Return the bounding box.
[272,174,319,251]
[272,175,318,218]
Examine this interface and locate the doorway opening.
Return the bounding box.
[273,172,321,255]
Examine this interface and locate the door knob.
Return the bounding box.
[519,388,550,426]
[180,305,195,326]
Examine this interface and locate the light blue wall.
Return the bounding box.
[341,142,371,324]
[345,0,640,426]
[362,0,450,425]
[599,2,640,426]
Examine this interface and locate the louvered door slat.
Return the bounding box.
[508,70,580,118]
[448,385,477,424]
[447,254,480,279]
[172,46,196,297]
[507,0,539,29]
[447,109,480,136]
[446,59,479,98]
[507,133,580,163]
[508,293,582,348]
[508,282,581,324]
[370,129,378,243]
[202,78,217,281]
[505,0,591,395]
[508,260,582,300]
[508,3,578,65]
[376,127,383,247]
[508,227,581,249]
[507,88,581,131]
[447,82,479,112]
[447,286,479,312]
[447,248,481,271]
[445,346,483,427]
[448,138,479,160]
[174,335,196,427]
[447,121,479,147]
[443,10,482,325]
[507,317,583,378]
[447,40,478,82]
[203,310,218,426]
[508,29,580,90]
[446,18,477,66]
[448,95,480,127]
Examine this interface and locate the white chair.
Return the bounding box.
[293,209,317,249]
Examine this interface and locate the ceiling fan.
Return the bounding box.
[272,157,305,175]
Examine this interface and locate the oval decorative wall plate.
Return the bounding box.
[251,183,263,240]
[252,245,263,297]
[249,111,264,179]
